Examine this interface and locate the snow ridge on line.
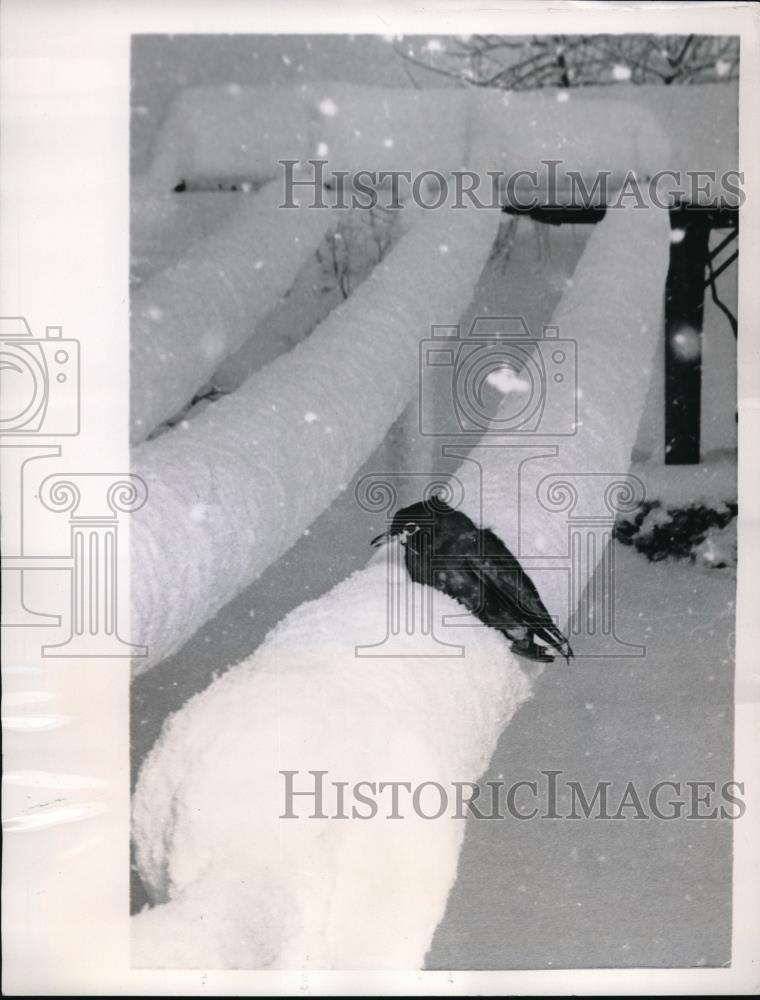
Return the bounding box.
[130,179,332,442]
[130,205,500,673]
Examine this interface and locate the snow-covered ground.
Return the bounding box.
[426,543,734,969]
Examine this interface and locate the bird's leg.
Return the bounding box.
[509,630,555,663]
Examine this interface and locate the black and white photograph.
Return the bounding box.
[2,2,759,995]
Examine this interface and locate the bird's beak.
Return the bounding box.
[371,531,390,548]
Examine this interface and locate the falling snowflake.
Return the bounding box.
[715,59,731,78]
[671,326,702,362]
[304,411,319,424]
[556,91,570,103]
[318,97,338,117]
[612,64,632,81]
[670,228,686,244]
[146,305,164,322]
[382,137,394,148]
[253,260,265,270]
[486,366,530,394]
[316,142,329,157]
[424,39,444,54]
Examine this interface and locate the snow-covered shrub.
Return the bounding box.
[615,499,737,567]
[614,457,737,567]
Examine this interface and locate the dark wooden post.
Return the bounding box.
[664,208,712,464]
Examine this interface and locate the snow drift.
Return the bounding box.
[130,205,500,672]
[131,201,670,968]
[132,556,533,969]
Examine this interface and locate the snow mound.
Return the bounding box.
[132,556,533,969]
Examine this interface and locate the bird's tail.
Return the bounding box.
[535,624,574,665]
[504,623,574,665]
[559,639,574,665]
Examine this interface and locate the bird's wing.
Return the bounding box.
[463,552,571,656]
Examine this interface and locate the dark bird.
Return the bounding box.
[371,497,573,664]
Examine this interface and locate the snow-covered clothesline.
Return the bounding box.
[129,79,741,453]
[456,202,672,616]
[130,187,245,288]
[130,204,500,672]
[130,81,696,445]
[130,179,333,442]
[131,201,670,968]
[140,82,734,196]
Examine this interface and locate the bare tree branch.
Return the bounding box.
[392,33,738,92]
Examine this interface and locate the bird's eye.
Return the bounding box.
[405,522,419,534]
